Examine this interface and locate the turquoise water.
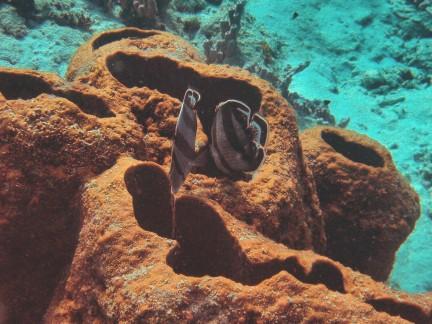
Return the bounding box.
[245,0,432,292]
[1,0,431,292]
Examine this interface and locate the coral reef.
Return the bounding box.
[0,67,146,322]
[67,27,326,252]
[0,4,28,38]
[122,0,160,27]
[5,0,94,29]
[35,0,93,28]
[132,0,158,19]
[0,0,429,295]
[245,61,338,129]
[96,0,167,28]
[286,92,337,129]
[360,66,428,94]
[5,0,36,18]
[0,30,319,322]
[1,29,430,323]
[239,0,432,292]
[300,126,420,281]
[66,27,203,81]
[172,0,207,13]
[202,0,245,64]
[43,157,431,323]
[0,0,431,323]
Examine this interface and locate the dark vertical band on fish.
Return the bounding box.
[169,88,201,193]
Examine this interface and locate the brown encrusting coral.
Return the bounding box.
[300,126,420,281]
[45,158,432,323]
[0,29,429,323]
[0,68,146,323]
[67,28,204,81]
[67,27,326,253]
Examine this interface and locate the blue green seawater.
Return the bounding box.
[245,0,432,292]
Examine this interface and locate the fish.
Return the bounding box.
[209,99,268,178]
[169,89,269,193]
[169,88,201,193]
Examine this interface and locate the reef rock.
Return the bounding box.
[44,158,431,323]
[67,28,204,81]
[0,29,429,323]
[0,67,146,323]
[67,27,326,253]
[300,126,420,281]
[0,4,28,38]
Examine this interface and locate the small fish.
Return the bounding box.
[169,88,201,193]
[169,90,269,193]
[209,99,268,178]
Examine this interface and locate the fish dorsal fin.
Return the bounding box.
[169,88,201,193]
[251,113,269,146]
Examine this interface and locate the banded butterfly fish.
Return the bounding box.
[169,89,269,193]
[210,99,268,178]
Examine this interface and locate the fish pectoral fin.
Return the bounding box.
[252,145,266,169]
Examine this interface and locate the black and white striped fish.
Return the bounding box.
[209,99,268,178]
[169,88,201,193]
[169,89,268,193]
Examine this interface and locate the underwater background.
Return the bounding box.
[0,0,430,293]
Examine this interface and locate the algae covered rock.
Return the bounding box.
[45,157,432,323]
[300,126,420,281]
[0,29,324,322]
[67,27,204,81]
[0,28,429,323]
[67,27,326,253]
[0,67,146,322]
[0,4,28,38]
